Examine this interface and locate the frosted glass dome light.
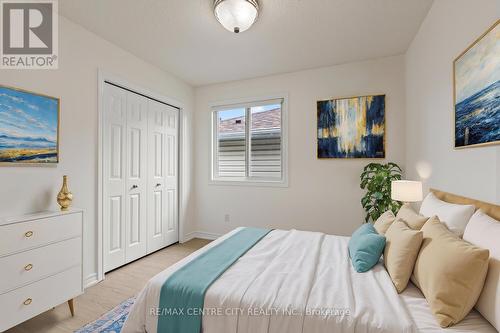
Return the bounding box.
[214,0,259,33]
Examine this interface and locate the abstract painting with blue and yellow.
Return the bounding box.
[317,95,385,158]
[454,20,499,148]
[0,86,59,163]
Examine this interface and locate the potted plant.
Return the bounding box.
[360,162,403,222]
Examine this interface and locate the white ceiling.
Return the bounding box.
[59,0,434,86]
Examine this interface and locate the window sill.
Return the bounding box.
[209,178,288,188]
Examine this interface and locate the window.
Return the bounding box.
[211,97,287,185]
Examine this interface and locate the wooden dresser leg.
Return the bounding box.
[68,299,75,316]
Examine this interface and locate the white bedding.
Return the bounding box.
[400,283,496,333]
[122,228,494,333]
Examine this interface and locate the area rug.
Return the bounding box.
[75,297,135,333]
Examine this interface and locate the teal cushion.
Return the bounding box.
[348,223,386,273]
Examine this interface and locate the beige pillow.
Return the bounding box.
[463,210,500,331]
[396,204,428,230]
[411,216,490,327]
[384,219,423,293]
[373,210,396,235]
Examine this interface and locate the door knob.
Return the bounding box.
[131,185,138,189]
[156,183,161,187]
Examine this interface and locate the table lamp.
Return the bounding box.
[391,180,423,204]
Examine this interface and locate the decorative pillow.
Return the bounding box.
[384,219,423,293]
[396,204,428,230]
[411,216,490,328]
[373,210,396,235]
[463,210,500,331]
[420,192,475,237]
[348,223,386,273]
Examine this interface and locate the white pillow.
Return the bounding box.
[463,210,500,331]
[419,192,475,237]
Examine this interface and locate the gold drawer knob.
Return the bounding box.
[24,264,33,271]
[23,298,32,306]
[24,231,34,238]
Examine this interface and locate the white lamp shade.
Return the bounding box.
[391,180,423,202]
[214,0,259,33]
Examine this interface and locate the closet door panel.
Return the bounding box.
[125,92,148,262]
[103,84,127,272]
[164,106,179,245]
[147,100,167,253]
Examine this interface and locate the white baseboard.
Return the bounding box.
[183,231,222,242]
[84,273,99,289]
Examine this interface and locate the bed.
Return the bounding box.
[122,190,498,333]
[400,284,495,333]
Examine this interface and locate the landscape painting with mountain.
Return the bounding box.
[454,21,499,148]
[0,86,59,164]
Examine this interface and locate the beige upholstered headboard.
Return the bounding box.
[431,188,500,221]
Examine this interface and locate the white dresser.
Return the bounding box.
[0,210,84,332]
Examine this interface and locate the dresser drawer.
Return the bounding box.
[0,212,82,257]
[0,237,82,294]
[0,266,82,332]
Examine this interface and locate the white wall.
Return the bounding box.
[2,0,497,285]
[194,56,407,236]
[498,151,500,202]
[405,0,499,204]
[0,16,195,284]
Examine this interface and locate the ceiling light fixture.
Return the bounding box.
[214,0,259,34]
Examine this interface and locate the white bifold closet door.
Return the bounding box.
[103,83,179,273]
[147,99,179,253]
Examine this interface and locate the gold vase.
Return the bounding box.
[57,175,73,211]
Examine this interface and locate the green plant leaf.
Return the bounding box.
[359,161,403,223]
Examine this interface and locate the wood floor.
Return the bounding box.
[6,238,211,333]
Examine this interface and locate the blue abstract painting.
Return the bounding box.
[317,95,385,158]
[454,21,499,148]
[0,86,59,163]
